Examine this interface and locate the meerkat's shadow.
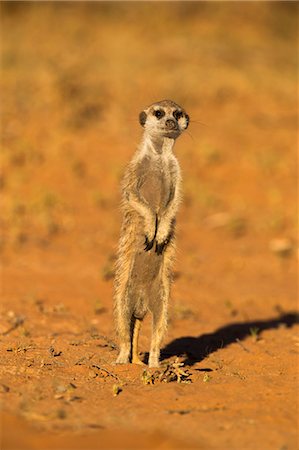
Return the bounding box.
[161,312,299,366]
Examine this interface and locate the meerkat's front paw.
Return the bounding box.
[155,218,173,254]
[144,214,158,252]
[144,235,155,251]
[155,238,169,255]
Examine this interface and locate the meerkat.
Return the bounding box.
[114,99,189,368]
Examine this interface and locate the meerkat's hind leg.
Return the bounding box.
[148,270,171,368]
[116,343,131,364]
[131,317,145,365]
[115,305,132,364]
[149,300,168,368]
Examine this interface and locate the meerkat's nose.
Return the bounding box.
[165,119,177,130]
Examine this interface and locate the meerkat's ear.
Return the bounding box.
[139,111,147,127]
[185,114,190,129]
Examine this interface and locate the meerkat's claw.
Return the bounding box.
[155,239,169,255]
[155,242,164,255]
[144,236,155,251]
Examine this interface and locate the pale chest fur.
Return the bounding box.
[137,154,177,215]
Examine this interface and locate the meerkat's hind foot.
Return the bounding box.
[115,354,130,364]
[149,361,160,369]
[131,355,145,366]
[148,355,160,368]
[115,344,131,364]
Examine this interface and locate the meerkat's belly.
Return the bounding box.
[140,167,171,213]
[130,247,162,319]
[121,214,163,318]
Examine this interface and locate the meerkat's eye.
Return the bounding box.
[173,110,183,121]
[153,109,165,119]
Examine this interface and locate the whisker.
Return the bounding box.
[185,130,196,143]
[190,120,209,127]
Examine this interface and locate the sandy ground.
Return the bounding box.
[1,3,298,449]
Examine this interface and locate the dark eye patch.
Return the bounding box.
[173,110,183,120]
[153,109,165,119]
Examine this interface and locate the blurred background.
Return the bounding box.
[2,2,297,254]
[1,2,298,449]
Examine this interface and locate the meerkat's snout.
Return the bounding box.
[165,118,177,130]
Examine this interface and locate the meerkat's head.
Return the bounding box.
[139,100,189,140]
